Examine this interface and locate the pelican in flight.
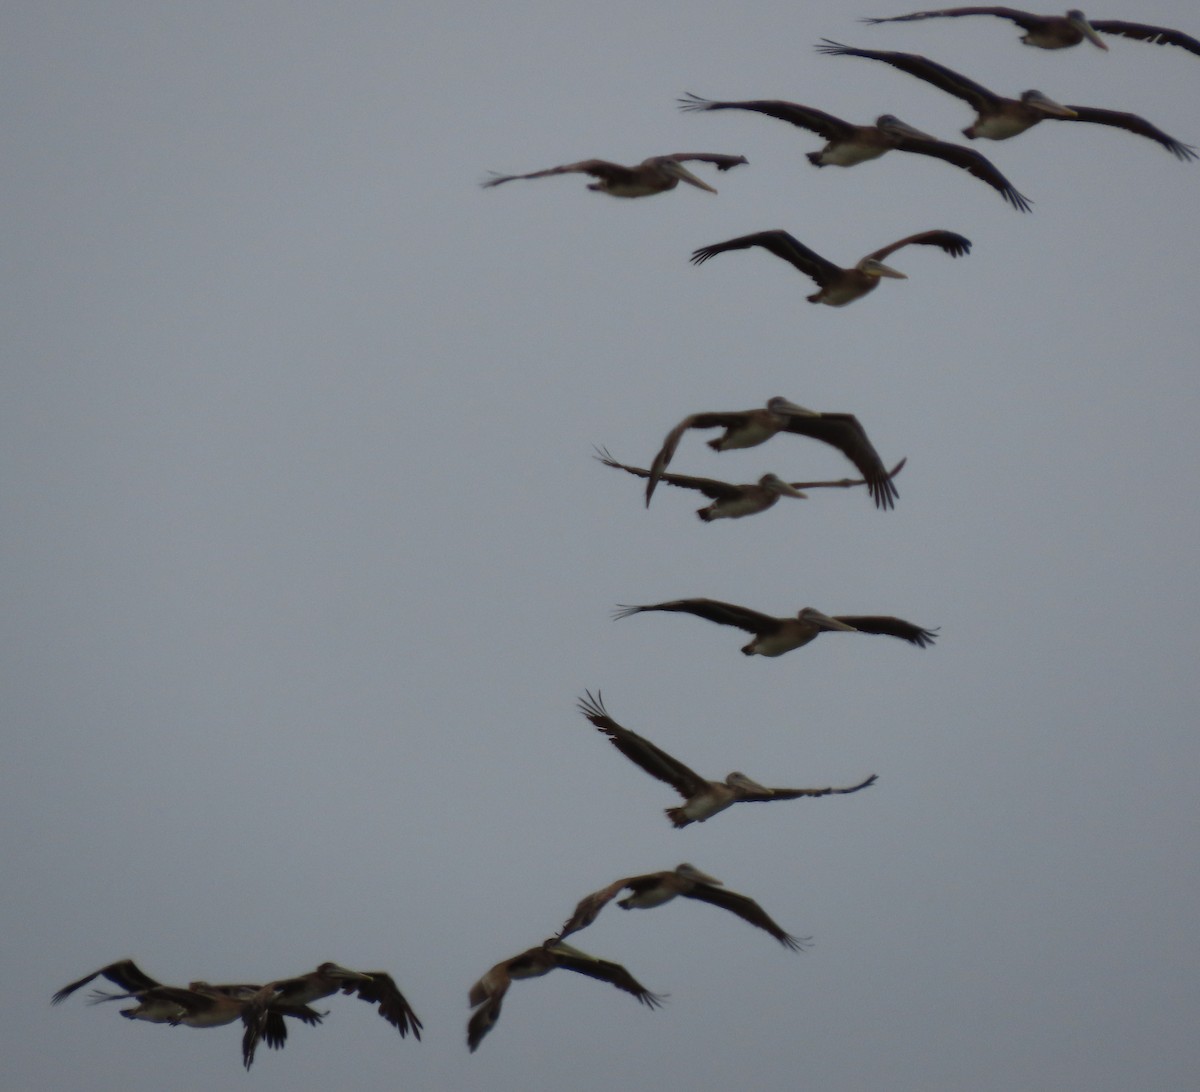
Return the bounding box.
[692,228,970,307]
[643,397,900,508]
[241,962,422,1069]
[614,598,937,657]
[679,93,1031,210]
[861,8,1200,55]
[579,691,877,827]
[816,41,1197,157]
[595,448,905,522]
[481,152,748,196]
[468,941,665,1051]
[556,863,808,950]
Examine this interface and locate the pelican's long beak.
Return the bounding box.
[674,164,719,194]
[807,610,858,632]
[762,475,806,498]
[876,115,937,142]
[327,965,374,983]
[874,262,907,281]
[1069,12,1109,50]
[1024,90,1079,119]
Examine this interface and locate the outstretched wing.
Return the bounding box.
[557,878,639,941]
[595,448,741,500]
[482,159,636,188]
[691,230,843,289]
[1056,106,1197,160]
[551,948,667,1008]
[53,959,162,1005]
[614,598,781,637]
[644,408,762,506]
[679,93,857,143]
[778,410,897,509]
[865,230,971,262]
[682,883,811,950]
[343,972,423,1039]
[467,987,506,1052]
[742,773,879,801]
[1089,20,1200,56]
[816,40,1003,111]
[861,7,1046,31]
[832,615,938,646]
[657,152,749,171]
[579,691,709,799]
[890,135,1032,211]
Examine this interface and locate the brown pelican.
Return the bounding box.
[481,153,748,196]
[692,228,970,307]
[817,41,1197,158]
[679,93,1031,210]
[614,598,937,656]
[595,448,906,521]
[468,941,665,1051]
[643,397,900,509]
[556,863,808,950]
[579,691,877,827]
[241,962,422,1069]
[861,8,1200,55]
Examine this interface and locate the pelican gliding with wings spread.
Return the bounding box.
[482,152,748,196]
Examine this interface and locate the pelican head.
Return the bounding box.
[315,962,373,983]
[758,474,806,499]
[857,257,907,281]
[663,160,718,194]
[1019,90,1079,119]
[1066,10,1108,50]
[798,607,858,632]
[875,114,937,142]
[766,395,813,416]
[674,862,723,885]
[725,771,770,793]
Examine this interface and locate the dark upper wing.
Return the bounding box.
[578,691,708,798]
[1056,107,1197,160]
[691,230,843,288]
[550,949,666,1008]
[890,135,1033,211]
[481,159,636,187]
[866,230,971,262]
[53,959,162,1004]
[556,878,633,941]
[344,973,423,1039]
[594,448,741,500]
[659,152,750,171]
[778,411,897,509]
[832,615,938,646]
[862,7,1047,30]
[467,990,505,1052]
[679,93,857,142]
[746,773,879,801]
[613,598,782,636]
[815,40,1002,111]
[1089,21,1200,55]
[645,409,760,506]
[682,883,810,950]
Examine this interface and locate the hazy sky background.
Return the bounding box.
[4,3,1198,1089]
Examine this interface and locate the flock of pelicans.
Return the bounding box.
[54,6,1196,1070]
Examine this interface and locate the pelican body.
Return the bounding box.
[691,228,970,307]
[817,40,1197,157]
[557,863,808,950]
[579,692,877,827]
[467,941,664,1051]
[861,9,1200,55]
[614,598,937,657]
[680,94,1030,209]
[482,152,748,196]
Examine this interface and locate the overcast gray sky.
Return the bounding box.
[4,3,1198,1089]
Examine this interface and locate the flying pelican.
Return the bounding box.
[614,598,937,656]
[679,93,1031,210]
[468,941,665,1051]
[595,448,906,521]
[816,40,1197,157]
[691,228,970,307]
[861,8,1200,55]
[643,397,900,508]
[241,962,422,1069]
[481,152,748,196]
[556,863,809,950]
[579,691,877,827]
